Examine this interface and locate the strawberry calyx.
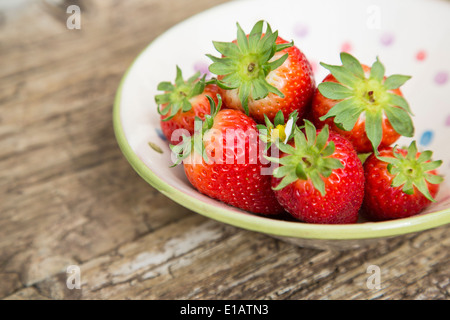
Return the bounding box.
[257,110,298,150]
[318,52,414,154]
[266,120,344,195]
[156,66,207,121]
[169,94,222,166]
[377,141,443,202]
[206,20,293,115]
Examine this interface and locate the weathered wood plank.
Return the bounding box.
[3,287,50,300]
[5,223,448,300]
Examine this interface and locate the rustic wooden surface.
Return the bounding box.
[0,0,449,300]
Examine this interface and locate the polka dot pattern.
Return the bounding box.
[419,130,433,146]
[341,42,352,53]
[416,50,426,61]
[294,23,308,38]
[380,33,394,46]
[309,60,318,74]
[155,128,167,141]
[445,114,450,127]
[193,61,211,77]
[434,71,448,85]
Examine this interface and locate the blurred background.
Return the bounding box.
[0,0,448,300]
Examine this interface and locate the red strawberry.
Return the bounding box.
[155,66,219,145]
[362,141,443,221]
[310,52,414,154]
[171,96,285,216]
[266,120,365,224]
[207,20,315,124]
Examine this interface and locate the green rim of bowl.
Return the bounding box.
[113,41,450,241]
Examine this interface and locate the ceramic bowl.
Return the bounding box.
[113,0,450,250]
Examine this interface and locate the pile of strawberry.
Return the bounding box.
[155,21,444,224]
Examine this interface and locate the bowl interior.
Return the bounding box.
[114,0,450,241]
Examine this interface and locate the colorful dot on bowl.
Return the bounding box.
[445,114,450,126]
[193,61,211,77]
[434,71,448,85]
[340,42,352,53]
[419,130,433,146]
[416,50,426,61]
[380,33,394,46]
[294,23,308,38]
[155,128,167,141]
[309,60,318,74]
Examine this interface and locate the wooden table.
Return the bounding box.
[1,0,448,300]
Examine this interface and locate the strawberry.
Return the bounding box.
[155,66,219,145]
[206,20,315,124]
[171,95,285,216]
[362,141,443,221]
[310,52,414,154]
[266,120,365,224]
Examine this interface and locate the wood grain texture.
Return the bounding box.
[0,0,449,300]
